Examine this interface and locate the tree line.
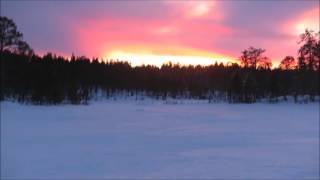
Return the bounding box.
[1,16,319,104]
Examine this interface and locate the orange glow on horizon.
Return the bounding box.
[65,3,317,69]
[103,45,235,67]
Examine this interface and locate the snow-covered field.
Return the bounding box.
[1,100,319,179]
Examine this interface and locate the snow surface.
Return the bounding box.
[1,100,319,179]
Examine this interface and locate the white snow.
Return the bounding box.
[1,100,319,179]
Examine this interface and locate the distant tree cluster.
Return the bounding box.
[1,16,319,104]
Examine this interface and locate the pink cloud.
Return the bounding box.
[166,1,224,21]
[29,1,316,66]
[70,9,233,59]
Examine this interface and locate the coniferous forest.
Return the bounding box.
[1,16,319,104]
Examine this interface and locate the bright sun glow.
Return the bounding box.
[294,8,319,35]
[102,45,235,67]
[295,20,319,35]
[190,2,210,17]
[105,50,234,67]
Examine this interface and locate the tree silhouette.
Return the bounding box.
[279,56,295,70]
[239,49,250,68]
[239,47,267,69]
[228,72,242,103]
[242,72,257,103]
[298,29,319,71]
[0,16,319,104]
[0,16,33,55]
[258,56,272,70]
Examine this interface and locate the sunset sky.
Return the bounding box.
[2,0,319,67]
